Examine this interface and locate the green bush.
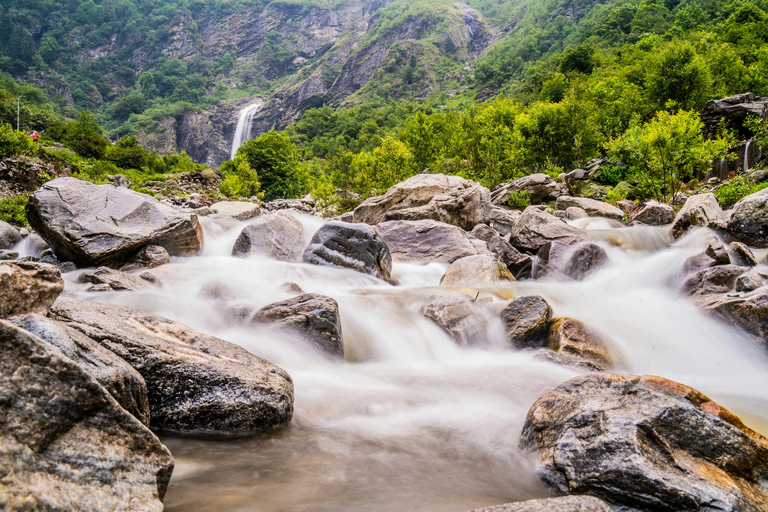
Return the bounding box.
[0,194,29,226]
[714,175,768,209]
[506,190,531,210]
[219,159,263,199]
[0,122,37,159]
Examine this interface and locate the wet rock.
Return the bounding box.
[303,221,391,280]
[701,92,768,138]
[0,219,21,249]
[25,232,50,254]
[440,254,514,286]
[79,267,153,292]
[683,236,730,273]
[39,252,77,273]
[488,205,521,236]
[120,245,171,272]
[554,196,624,221]
[670,193,721,240]
[535,242,608,281]
[281,281,304,294]
[565,206,588,220]
[352,173,491,231]
[728,241,758,267]
[233,211,304,261]
[26,177,204,268]
[491,174,558,205]
[533,349,606,373]
[49,297,294,434]
[11,314,150,425]
[0,320,173,511]
[735,272,763,292]
[470,223,532,279]
[467,495,614,512]
[422,297,489,346]
[521,372,768,511]
[377,219,486,264]
[564,243,609,280]
[704,293,768,341]
[502,296,552,349]
[534,242,571,280]
[728,187,768,247]
[210,200,261,221]
[510,207,587,253]
[547,317,612,370]
[633,202,675,226]
[0,261,63,319]
[107,174,131,188]
[252,293,343,358]
[682,264,748,295]
[0,249,18,260]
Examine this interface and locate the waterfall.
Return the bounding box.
[744,140,752,174]
[719,157,728,179]
[230,101,263,160]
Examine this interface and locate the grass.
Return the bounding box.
[0,194,29,227]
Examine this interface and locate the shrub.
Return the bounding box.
[0,194,29,226]
[506,190,531,210]
[714,175,768,209]
[0,123,37,159]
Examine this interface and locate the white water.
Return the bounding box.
[58,214,768,512]
[745,140,752,174]
[230,101,263,160]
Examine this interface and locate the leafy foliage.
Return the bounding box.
[714,174,768,208]
[0,194,28,226]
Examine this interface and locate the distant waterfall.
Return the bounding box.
[744,140,752,174]
[231,102,263,160]
[719,158,728,179]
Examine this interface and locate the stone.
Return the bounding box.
[120,245,171,272]
[534,242,608,281]
[735,272,763,292]
[252,293,344,358]
[232,211,304,261]
[491,173,558,205]
[49,297,294,434]
[728,241,758,267]
[303,221,391,280]
[210,200,261,221]
[0,219,21,249]
[554,196,624,221]
[422,297,489,346]
[470,223,532,279]
[377,219,486,264]
[670,193,722,240]
[701,92,768,138]
[352,173,491,231]
[0,249,17,260]
[633,202,675,226]
[26,177,204,268]
[533,242,571,280]
[563,243,609,280]
[440,254,514,286]
[682,265,748,296]
[521,373,768,511]
[502,296,552,349]
[704,293,768,341]
[510,207,587,253]
[533,349,605,373]
[547,317,612,370]
[683,236,730,273]
[11,314,150,425]
[467,495,614,512]
[565,206,588,220]
[0,261,63,319]
[79,266,153,292]
[728,187,768,247]
[0,320,173,511]
[488,206,521,236]
[107,174,131,188]
[25,233,50,254]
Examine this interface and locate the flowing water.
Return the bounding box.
[231,101,263,160]
[745,140,753,174]
[51,213,768,512]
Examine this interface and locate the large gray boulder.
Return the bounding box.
[233,211,305,261]
[470,224,532,279]
[670,193,721,240]
[377,219,487,264]
[49,297,294,434]
[683,236,730,273]
[0,261,63,319]
[633,202,675,225]
[422,296,491,347]
[303,221,391,280]
[488,205,522,236]
[502,296,553,349]
[468,496,614,512]
[491,173,558,205]
[727,187,768,247]
[210,200,261,220]
[0,320,173,511]
[79,266,153,292]
[554,196,624,221]
[535,242,608,281]
[0,220,21,249]
[440,254,514,286]
[26,178,204,268]
[510,207,587,253]
[352,173,491,231]
[701,92,768,138]
[703,292,768,342]
[120,245,171,272]
[682,265,748,296]
[521,373,768,511]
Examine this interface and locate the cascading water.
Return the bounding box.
[744,140,752,174]
[57,214,768,512]
[720,157,729,179]
[230,101,263,160]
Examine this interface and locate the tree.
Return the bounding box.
[219,159,262,199]
[63,111,108,159]
[235,130,306,200]
[559,44,596,75]
[631,1,670,33]
[106,135,147,169]
[645,43,712,111]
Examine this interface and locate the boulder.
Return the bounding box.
[470,224,532,280]
[670,193,722,240]
[0,261,63,319]
[352,173,491,231]
[704,293,768,341]
[701,92,768,138]
[377,219,486,264]
[0,250,18,260]
[534,242,571,280]
[563,244,609,280]
[682,265,748,296]
[252,293,344,358]
[727,241,758,267]
[0,220,21,249]
[488,206,521,236]
[735,272,764,292]
[683,236,730,273]
[633,202,675,226]
[120,245,171,272]
[728,187,768,247]
[49,297,294,434]
[107,174,131,188]
[79,267,153,292]
[233,211,304,261]
[422,297,489,346]
[502,296,552,349]
[26,178,204,268]
[210,200,261,221]
[0,320,173,511]
[554,196,624,221]
[521,372,768,511]
[565,207,588,220]
[510,207,588,253]
[491,174,558,205]
[467,496,614,512]
[11,314,150,425]
[535,242,608,281]
[440,254,514,286]
[547,317,612,370]
[303,221,391,280]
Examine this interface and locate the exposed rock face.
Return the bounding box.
[233,211,305,261]
[0,158,67,201]
[682,265,748,296]
[534,242,571,280]
[565,206,588,220]
[11,314,150,426]
[502,296,552,349]
[467,496,615,512]
[352,174,491,231]
[210,201,261,221]
[377,219,487,264]
[728,241,758,267]
[49,298,294,434]
[554,196,624,221]
[704,293,768,341]
[0,220,21,249]
[0,320,173,511]
[107,174,131,188]
[491,174,558,205]
[26,178,204,268]
[252,293,344,358]
[120,245,171,272]
[470,224,532,280]
[701,92,768,138]
[488,206,521,236]
[547,317,612,370]
[440,254,514,286]
[303,221,391,280]
[510,207,587,253]
[728,187,768,247]
[670,193,722,240]
[79,267,153,292]
[0,261,63,319]
[563,244,609,280]
[521,373,768,512]
[633,202,675,226]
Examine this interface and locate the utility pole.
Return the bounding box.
[17,96,21,131]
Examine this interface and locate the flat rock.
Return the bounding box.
[303,221,391,280]
[79,266,153,292]
[233,211,304,261]
[547,317,612,370]
[0,320,173,511]
[633,202,675,225]
[491,174,558,205]
[440,254,514,286]
[0,220,21,249]
[510,207,588,253]
[210,201,261,220]
[728,188,768,247]
[120,245,171,272]
[26,177,204,268]
[682,265,748,296]
[670,193,722,240]
[49,297,294,434]
[470,224,532,279]
[502,296,553,349]
[467,496,614,512]
[0,261,63,319]
[554,196,624,221]
[377,219,486,264]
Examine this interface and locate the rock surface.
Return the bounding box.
[79,267,153,292]
[701,92,768,138]
[49,297,294,434]
[377,219,486,264]
[252,293,344,358]
[303,221,391,280]
[120,245,171,272]
[470,223,532,279]
[510,207,588,253]
[467,496,614,512]
[547,317,612,370]
[554,196,624,221]
[633,202,675,226]
[521,372,768,512]
[0,320,173,511]
[0,261,63,319]
[683,265,748,295]
[0,220,21,249]
[422,297,489,346]
[488,206,521,236]
[26,178,204,268]
[683,236,730,273]
[233,211,305,261]
[728,187,768,247]
[491,174,558,205]
[670,193,722,240]
[728,241,758,267]
[704,292,768,341]
[563,243,609,280]
[440,254,514,286]
[210,200,261,220]
[502,296,553,349]
[735,272,764,292]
